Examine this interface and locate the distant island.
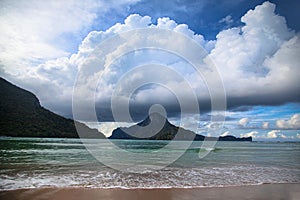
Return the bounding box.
[0,77,105,138]
[109,113,252,141]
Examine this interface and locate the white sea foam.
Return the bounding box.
[1,165,299,190]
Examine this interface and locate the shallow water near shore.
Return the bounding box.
[1,137,299,190]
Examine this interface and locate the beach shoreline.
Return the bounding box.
[1,183,299,200]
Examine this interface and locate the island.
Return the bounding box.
[109,112,252,141]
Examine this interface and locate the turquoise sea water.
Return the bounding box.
[0,137,299,190]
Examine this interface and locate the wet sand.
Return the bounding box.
[0,183,299,200]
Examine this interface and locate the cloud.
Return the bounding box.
[266,130,289,139]
[219,15,233,24]
[1,1,300,124]
[0,0,139,76]
[267,130,279,138]
[91,122,133,137]
[220,131,230,137]
[0,1,91,72]
[237,129,296,140]
[238,117,249,127]
[210,1,299,107]
[61,14,212,120]
[240,131,258,138]
[262,122,269,129]
[276,114,300,129]
[297,133,300,139]
[219,15,233,27]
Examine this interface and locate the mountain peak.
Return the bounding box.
[109,111,198,140]
[137,112,170,127]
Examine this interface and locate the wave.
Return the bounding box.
[1,166,299,191]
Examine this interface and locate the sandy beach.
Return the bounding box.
[0,183,299,200]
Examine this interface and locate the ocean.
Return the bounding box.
[0,137,299,190]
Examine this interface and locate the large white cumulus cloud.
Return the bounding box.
[1,1,299,120]
[209,1,299,99]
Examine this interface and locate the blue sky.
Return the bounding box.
[109,0,300,40]
[55,0,300,52]
[0,0,299,140]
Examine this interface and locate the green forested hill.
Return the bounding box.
[0,77,104,138]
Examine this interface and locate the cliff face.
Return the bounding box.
[109,113,252,142]
[0,77,105,138]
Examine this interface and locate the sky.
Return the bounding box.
[0,0,299,140]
